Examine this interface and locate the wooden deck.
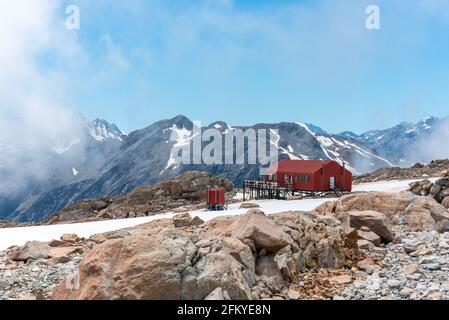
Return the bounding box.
[242,180,346,201]
[243,180,292,200]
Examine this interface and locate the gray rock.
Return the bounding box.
[387,279,402,289]
[0,280,10,290]
[403,242,417,254]
[173,213,192,228]
[204,287,231,300]
[422,263,441,271]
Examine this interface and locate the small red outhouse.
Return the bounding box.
[264,160,352,192]
[207,187,226,211]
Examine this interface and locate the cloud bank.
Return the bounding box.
[0,0,86,196]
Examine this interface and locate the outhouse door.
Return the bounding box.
[330,177,336,190]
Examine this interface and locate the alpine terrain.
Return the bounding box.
[1,115,446,222]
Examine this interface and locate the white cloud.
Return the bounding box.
[415,117,449,162]
[0,0,87,195]
[102,34,129,71]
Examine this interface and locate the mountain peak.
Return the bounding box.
[420,115,436,122]
[208,121,228,130]
[89,119,126,142]
[168,115,194,130]
[417,115,437,131]
[296,122,328,136]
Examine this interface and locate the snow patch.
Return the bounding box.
[163,126,195,171]
[296,122,315,136]
[52,138,80,154]
[270,130,302,160]
[88,120,124,142]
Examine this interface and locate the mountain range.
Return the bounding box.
[0,114,446,222]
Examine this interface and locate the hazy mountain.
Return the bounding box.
[352,116,444,166]
[3,114,447,222]
[6,115,395,222]
[0,116,125,220]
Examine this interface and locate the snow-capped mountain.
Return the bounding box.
[88,119,126,143]
[49,117,125,155]
[7,116,394,222]
[2,114,447,222]
[346,116,443,166]
[0,116,126,220]
[1,116,125,164]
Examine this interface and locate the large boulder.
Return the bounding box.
[231,209,290,253]
[441,189,449,199]
[173,213,204,228]
[204,287,231,300]
[48,246,84,259]
[53,210,349,300]
[442,170,449,179]
[255,255,285,289]
[173,213,193,228]
[60,234,81,243]
[239,203,260,209]
[409,179,433,196]
[52,223,255,300]
[349,211,394,243]
[442,197,449,209]
[270,212,348,270]
[314,192,449,232]
[12,241,51,262]
[357,229,381,247]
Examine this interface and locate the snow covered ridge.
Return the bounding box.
[159,119,393,175]
[88,118,126,142]
[1,117,126,158]
[162,125,195,172]
[274,124,393,175]
[359,116,438,144]
[48,118,125,154]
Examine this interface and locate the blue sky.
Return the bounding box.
[47,0,449,134]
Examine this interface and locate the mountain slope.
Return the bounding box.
[9,116,395,222]
[0,116,125,220]
[352,116,443,166]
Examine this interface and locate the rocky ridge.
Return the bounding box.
[44,171,234,225]
[408,170,449,209]
[354,160,449,184]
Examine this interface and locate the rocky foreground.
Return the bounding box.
[2,182,449,300]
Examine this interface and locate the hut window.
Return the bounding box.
[299,175,310,183]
